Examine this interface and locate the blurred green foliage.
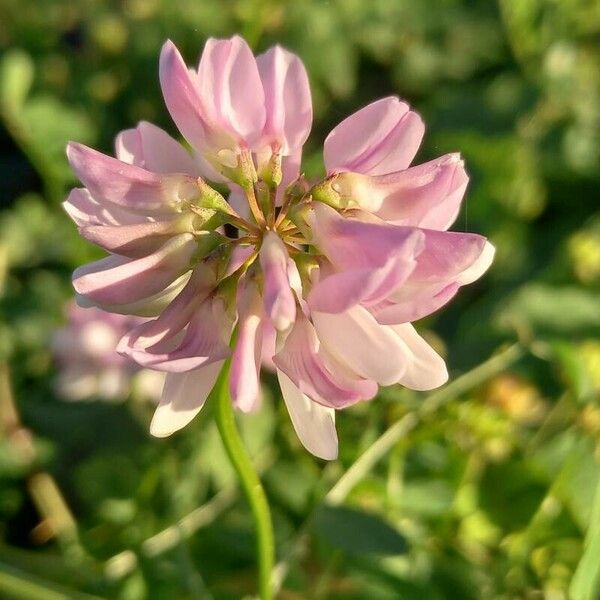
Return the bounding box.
[0,0,599,598]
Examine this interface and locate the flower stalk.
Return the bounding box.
[211,357,275,600]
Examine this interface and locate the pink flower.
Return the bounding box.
[53,302,163,402]
[65,36,494,461]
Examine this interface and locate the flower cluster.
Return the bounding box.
[53,302,163,402]
[65,36,494,459]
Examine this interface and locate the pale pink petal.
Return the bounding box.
[310,202,424,276]
[66,142,197,214]
[230,279,263,412]
[277,370,338,460]
[391,324,448,391]
[307,256,417,314]
[159,40,209,152]
[312,306,407,386]
[324,97,424,176]
[197,36,265,146]
[257,46,312,153]
[72,234,196,307]
[149,362,223,437]
[78,272,192,318]
[259,232,296,331]
[375,154,468,230]
[115,121,199,175]
[117,263,216,351]
[273,314,377,409]
[123,297,231,372]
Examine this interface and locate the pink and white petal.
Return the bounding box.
[391,324,448,391]
[67,142,195,214]
[257,46,312,153]
[372,283,460,325]
[277,370,338,460]
[406,230,492,288]
[259,232,296,331]
[324,97,424,175]
[73,234,196,306]
[149,361,223,437]
[312,306,407,386]
[273,314,378,409]
[63,188,148,227]
[230,280,263,412]
[456,240,495,285]
[374,232,493,323]
[159,40,209,152]
[115,121,199,175]
[79,216,193,258]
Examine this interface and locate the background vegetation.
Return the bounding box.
[0,0,599,598]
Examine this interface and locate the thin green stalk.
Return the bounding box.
[212,360,274,600]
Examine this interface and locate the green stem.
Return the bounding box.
[212,360,274,600]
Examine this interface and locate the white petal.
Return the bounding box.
[277,370,338,460]
[149,361,223,437]
[312,306,407,386]
[391,324,448,391]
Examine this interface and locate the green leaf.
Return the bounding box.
[0,50,34,117]
[550,340,596,402]
[313,504,407,556]
[495,284,600,335]
[570,478,600,600]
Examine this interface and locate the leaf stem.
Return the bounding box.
[212,360,274,600]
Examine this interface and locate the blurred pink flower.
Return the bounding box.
[64,36,494,460]
[53,303,163,402]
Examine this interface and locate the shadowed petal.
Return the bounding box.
[230,279,264,412]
